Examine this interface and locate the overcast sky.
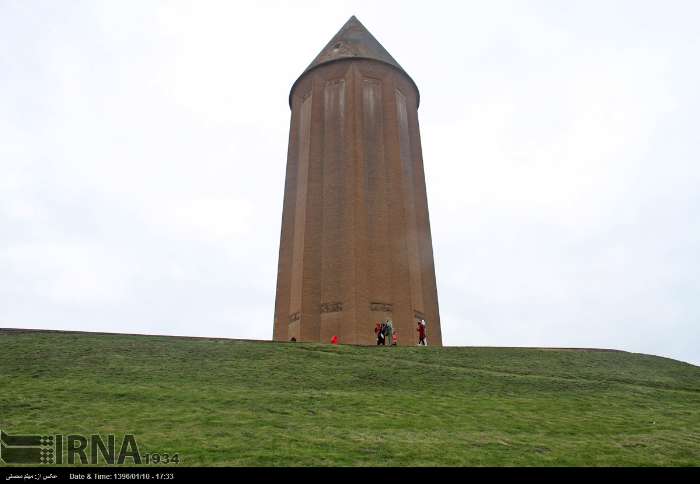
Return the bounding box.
[1,0,699,365]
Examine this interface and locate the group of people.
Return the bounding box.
[291,319,429,346]
[374,319,428,346]
[374,320,397,346]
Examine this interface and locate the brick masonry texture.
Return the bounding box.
[273,20,442,346]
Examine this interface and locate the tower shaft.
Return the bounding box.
[273,18,442,346]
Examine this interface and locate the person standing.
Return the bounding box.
[384,320,393,347]
[375,322,384,346]
[417,320,427,346]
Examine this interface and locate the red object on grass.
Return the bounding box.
[331,335,339,345]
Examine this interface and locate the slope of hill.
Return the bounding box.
[1,329,698,466]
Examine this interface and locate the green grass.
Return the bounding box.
[1,329,699,466]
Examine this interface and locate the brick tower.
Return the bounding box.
[273,16,442,346]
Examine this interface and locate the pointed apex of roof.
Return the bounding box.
[302,15,406,75]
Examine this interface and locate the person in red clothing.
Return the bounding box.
[417,320,427,346]
[374,322,385,346]
[331,335,339,345]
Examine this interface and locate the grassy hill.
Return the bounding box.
[1,329,699,466]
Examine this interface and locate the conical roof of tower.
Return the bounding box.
[289,16,419,107]
[305,15,405,75]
